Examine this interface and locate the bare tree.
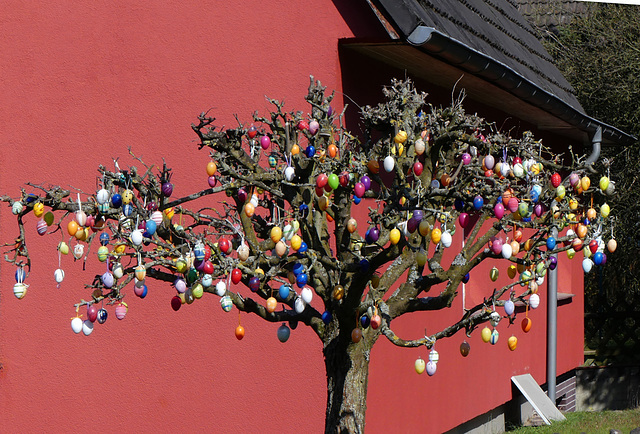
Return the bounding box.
[2,77,611,433]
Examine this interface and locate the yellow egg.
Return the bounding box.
[599,176,610,191]
[567,248,576,259]
[255,268,265,276]
[122,189,133,204]
[389,228,401,245]
[507,265,517,279]
[270,226,282,243]
[419,220,430,237]
[163,207,175,220]
[33,202,44,218]
[490,267,499,281]
[431,228,442,244]
[601,203,610,218]
[481,327,492,343]
[394,130,408,144]
[291,235,302,251]
[581,176,591,191]
[114,244,126,255]
[318,195,330,211]
[569,198,578,210]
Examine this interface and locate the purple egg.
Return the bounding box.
[195,260,206,272]
[369,227,380,243]
[162,182,174,197]
[407,217,419,234]
[534,203,543,217]
[549,256,558,270]
[461,153,472,165]
[412,210,423,222]
[484,154,495,170]
[208,176,217,188]
[360,176,371,191]
[249,276,260,292]
[237,187,248,203]
[102,272,114,289]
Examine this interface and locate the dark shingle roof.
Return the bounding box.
[375,0,583,112]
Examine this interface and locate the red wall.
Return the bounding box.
[0,2,585,433]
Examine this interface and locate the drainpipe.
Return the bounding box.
[547,227,558,404]
[547,127,601,403]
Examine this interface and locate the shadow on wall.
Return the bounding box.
[577,365,640,411]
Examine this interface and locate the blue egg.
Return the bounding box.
[111,193,123,208]
[359,259,369,271]
[279,284,291,300]
[298,242,308,254]
[299,204,309,218]
[296,272,308,288]
[353,196,362,205]
[99,233,110,246]
[305,145,316,158]
[145,220,157,236]
[123,204,133,217]
[462,273,470,283]
[546,237,556,250]
[360,315,370,328]
[15,268,26,283]
[321,311,332,324]
[454,199,465,211]
[593,251,604,265]
[292,262,304,276]
[277,324,291,342]
[473,195,484,210]
[140,285,148,298]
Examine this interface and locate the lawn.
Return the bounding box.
[509,408,640,433]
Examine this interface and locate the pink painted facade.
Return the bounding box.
[0,2,584,432]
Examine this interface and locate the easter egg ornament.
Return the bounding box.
[220,295,233,312]
[460,341,470,357]
[522,316,532,333]
[97,308,108,324]
[426,361,437,376]
[508,335,518,351]
[415,357,426,374]
[71,317,83,334]
[235,325,245,340]
[481,327,492,343]
[277,323,291,343]
[115,302,128,320]
[490,329,499,345]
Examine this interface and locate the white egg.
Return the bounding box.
[82,320,94,336]
[131,230,143,246]
[237,244,250,261]
[13,282,28,299]
[582,258,594,273]
[75,210,87,226]
[112,263,124,279]
[96,189,110,205]
[294,297,306,313]
[71,317,83,334]
[529,293,540,309]
[284,166,295,182]
[73,244,84,259]
[501,243,512,259]
[54,268,65,284]
[215,280,227,296]
[250,194,259,208]
[440,231,452,248]
[383,156,395,172]
[301,287,313,304]
[11,202,23,215]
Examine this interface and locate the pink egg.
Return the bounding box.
[494,202,505,219]
[507,197,519,213]
[458,212,469,228]
[354,182,365,198]
[260,136,271,150]
[115,303,128,320]
[36,219,47,235]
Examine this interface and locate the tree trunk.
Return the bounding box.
[324,336,370,433]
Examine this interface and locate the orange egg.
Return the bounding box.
[244,203,255,217]
[510,240,520,255]
[521,317,532,333]
[576,224,588,239]
[291,144,300,155]
[347,218,357,233]
[440,174,451,187]
[332,285,344,300]
[514,229,523,242]
[508,335,518,351]
[328,144,338,158]
[586,208,597,220]
[524,239,534,251]
[67,220,79,237]
[206,161,217,176]
[235,325,245,340]
[266,297,277,313]
[326,213,334,223]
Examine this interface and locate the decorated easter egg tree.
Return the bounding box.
[1,77,614,433]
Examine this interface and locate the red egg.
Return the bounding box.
[370,314,382,329]
[203,261,214,275]
[551,173,562,188]
[231,268,242,284]
[589,239,598,254]
[413,162,423,176]
[87,305,98,323]
[316,173,328,189]
[219,239,231,254]
[171,295,182,311]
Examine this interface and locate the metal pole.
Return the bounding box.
[547,227,558,403]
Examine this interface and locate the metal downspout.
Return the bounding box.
[548,127,601,403]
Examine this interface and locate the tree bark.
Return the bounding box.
[324,335,370,433]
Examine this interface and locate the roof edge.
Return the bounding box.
[407,25,636,145]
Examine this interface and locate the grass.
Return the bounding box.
[509,408,640,433]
